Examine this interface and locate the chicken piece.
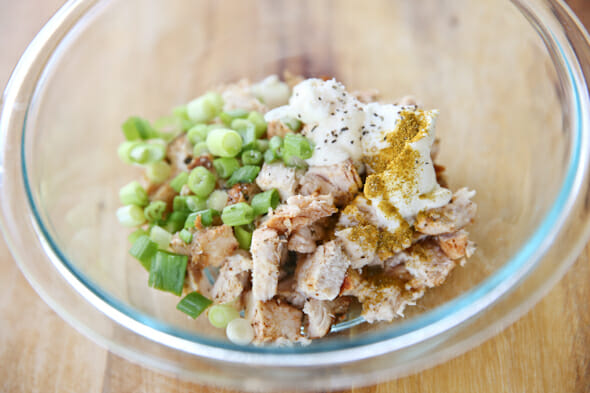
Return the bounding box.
[352,89,380,104]
[277,276,306,308]
[166,134,193,174]
[264,194,337,235]
[335,226,378,269]
[245,293,307,345]
[147,183,176,211]
[219,79,269,113]
[404,239,457,290]
[296,240,350,301]
[256,162,304,202]
[184,263,213,298]
[211,251,253,304]
[437,229,472,260]
[227,182,261,205]
[287,220,328,253]
[340,269,418,323]
[303,297,353,339]
[187,153,214,171]
[415,188,477,235]
[266,120,292,138]
[251,228,287,302]
[299,159,362,207]
[170,225,238,268]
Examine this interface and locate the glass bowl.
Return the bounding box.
[2,0,590,390]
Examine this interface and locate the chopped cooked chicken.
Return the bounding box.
[245,292,308,345]
[340,269,418,323]
[287,220,328,254]
[303,297,352,338]
[184,263,213,298]
[296,240,350,301]
[227,182,261,205]
[266,120,293,138]
[335,226,378,269]
[251,228,287,302]
[437,229,470,260]
[170,225,238,268]
[404,239,457,290]
[415,188,476,235]
[166,134,193,174]
[299,159,363,207]
[211,250,253,304]
[256,162,304,202]
[264,194,337,235]
[219,79,269,113]
[277,276,306,308]
[147,183,176,210]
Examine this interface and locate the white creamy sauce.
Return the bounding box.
[265,78,451,224]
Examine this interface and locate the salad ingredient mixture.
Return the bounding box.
[116,74,476,345]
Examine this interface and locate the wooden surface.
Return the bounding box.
[1,1,589,392]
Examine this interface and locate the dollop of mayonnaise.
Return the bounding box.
[265,78,451,223]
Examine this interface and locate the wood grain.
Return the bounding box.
[0,1,589,392]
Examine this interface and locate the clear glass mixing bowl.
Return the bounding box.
[2,0,590,390]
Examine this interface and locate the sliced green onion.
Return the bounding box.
[269,135,283,152]
[150,225,172,249]
[116,205,146,227]
[282,152,308,169]
[122,116,158,141]
[234,226,252,250]
[129,142,166,164]
[226,165,260,187]
[119,181,148,206]
[207,190,228,211]
[221,202,255,226]
[118,141,141,164]
[129,235,158,270]
[281,117,302,132]
[186,92,224,123]
[256,139,269,152]
[213,157,240,179]
[219,109,249,126]
[208,304,240,328]
[264,148,280,163]
[193,141,209,157]
[177,291,212,318]
[173,105,189,120]
[241,150,263,166]
[153,115,186,140]
[164,211,188,233]
[251,189,280,216]
[226,318,254,345]
[208,123,225,131]
[148,250,188,296]
[187,124,209,145]
[206,128,243,158]
[128,228,148,244]
[186,195,207,212]
[231,119,257,150]
[146,161,172,184]
[187,167,216,197]
[185,209,218,228]
[282,133,313,159]
[248,111,267,138]
[179,228,193,244]
[173,196,189,212]
[170,172,189,193]
[144,200,167,223]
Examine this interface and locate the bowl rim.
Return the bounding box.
[2,0,590,368]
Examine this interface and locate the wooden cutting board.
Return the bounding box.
[0,1,588,392]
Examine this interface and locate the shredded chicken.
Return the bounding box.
[147,183,176,211]
[256,162,304,202]
[166,134,193,174]
[296,240,350,301]
[415,188,476,235]
[299,159,362,207]
[170,225,238,268]
[218,79,269,113]
[264,194,337,235]
[277,276,306,309]
[437,229,470,260]
[335,226,378,269]
[266,120,293,138]
[251,228,286,302]
[303,297,352,338]
[211,250,253,304]
[287,219,328,254]
[404,239,457,290]
[245,292,308,345]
